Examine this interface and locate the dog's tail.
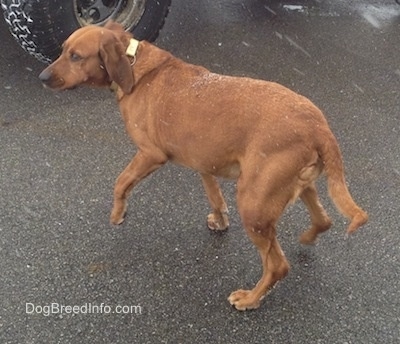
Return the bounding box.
[318,132,368,234]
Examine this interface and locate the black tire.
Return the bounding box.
[1,0,171,63]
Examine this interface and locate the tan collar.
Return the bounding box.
[126,38,139,58]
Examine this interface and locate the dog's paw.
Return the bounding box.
[110,204,127,225]
[228,289,261,311]
[299,230,318,245]
[110,200,127,225]
[110,214,125,225]
[299,221,331,245]
[207,212,229,231]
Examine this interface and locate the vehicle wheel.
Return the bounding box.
[1,0,171,63]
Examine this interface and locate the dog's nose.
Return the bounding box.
[39,68,52,83]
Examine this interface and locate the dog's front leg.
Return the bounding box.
[200,173,229,231]
[110,150,167,225]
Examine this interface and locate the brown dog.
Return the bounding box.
[39,22,368,311]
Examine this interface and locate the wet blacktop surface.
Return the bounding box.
[1,0,399,343]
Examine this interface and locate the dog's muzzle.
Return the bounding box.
[38,68,52,83]
[39,68,65,89]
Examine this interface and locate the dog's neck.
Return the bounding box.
[132,41,173,81]
[112,40,174,98]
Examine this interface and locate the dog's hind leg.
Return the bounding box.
[200,173,229,230]
[228,227,289,311]
[110,150,167,225]
[299,183,332,245]
[228,167,290,310]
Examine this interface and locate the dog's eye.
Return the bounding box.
[70,53,82,62]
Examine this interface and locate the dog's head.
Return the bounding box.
[39,22,134,94]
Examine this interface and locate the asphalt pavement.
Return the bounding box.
[1,0,399,343]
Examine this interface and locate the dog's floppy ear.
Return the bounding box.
[99,31,134,94]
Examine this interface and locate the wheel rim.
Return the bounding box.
[74,0,146,30]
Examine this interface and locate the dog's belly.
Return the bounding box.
[172,153,241,179]
[204,161,241,179]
